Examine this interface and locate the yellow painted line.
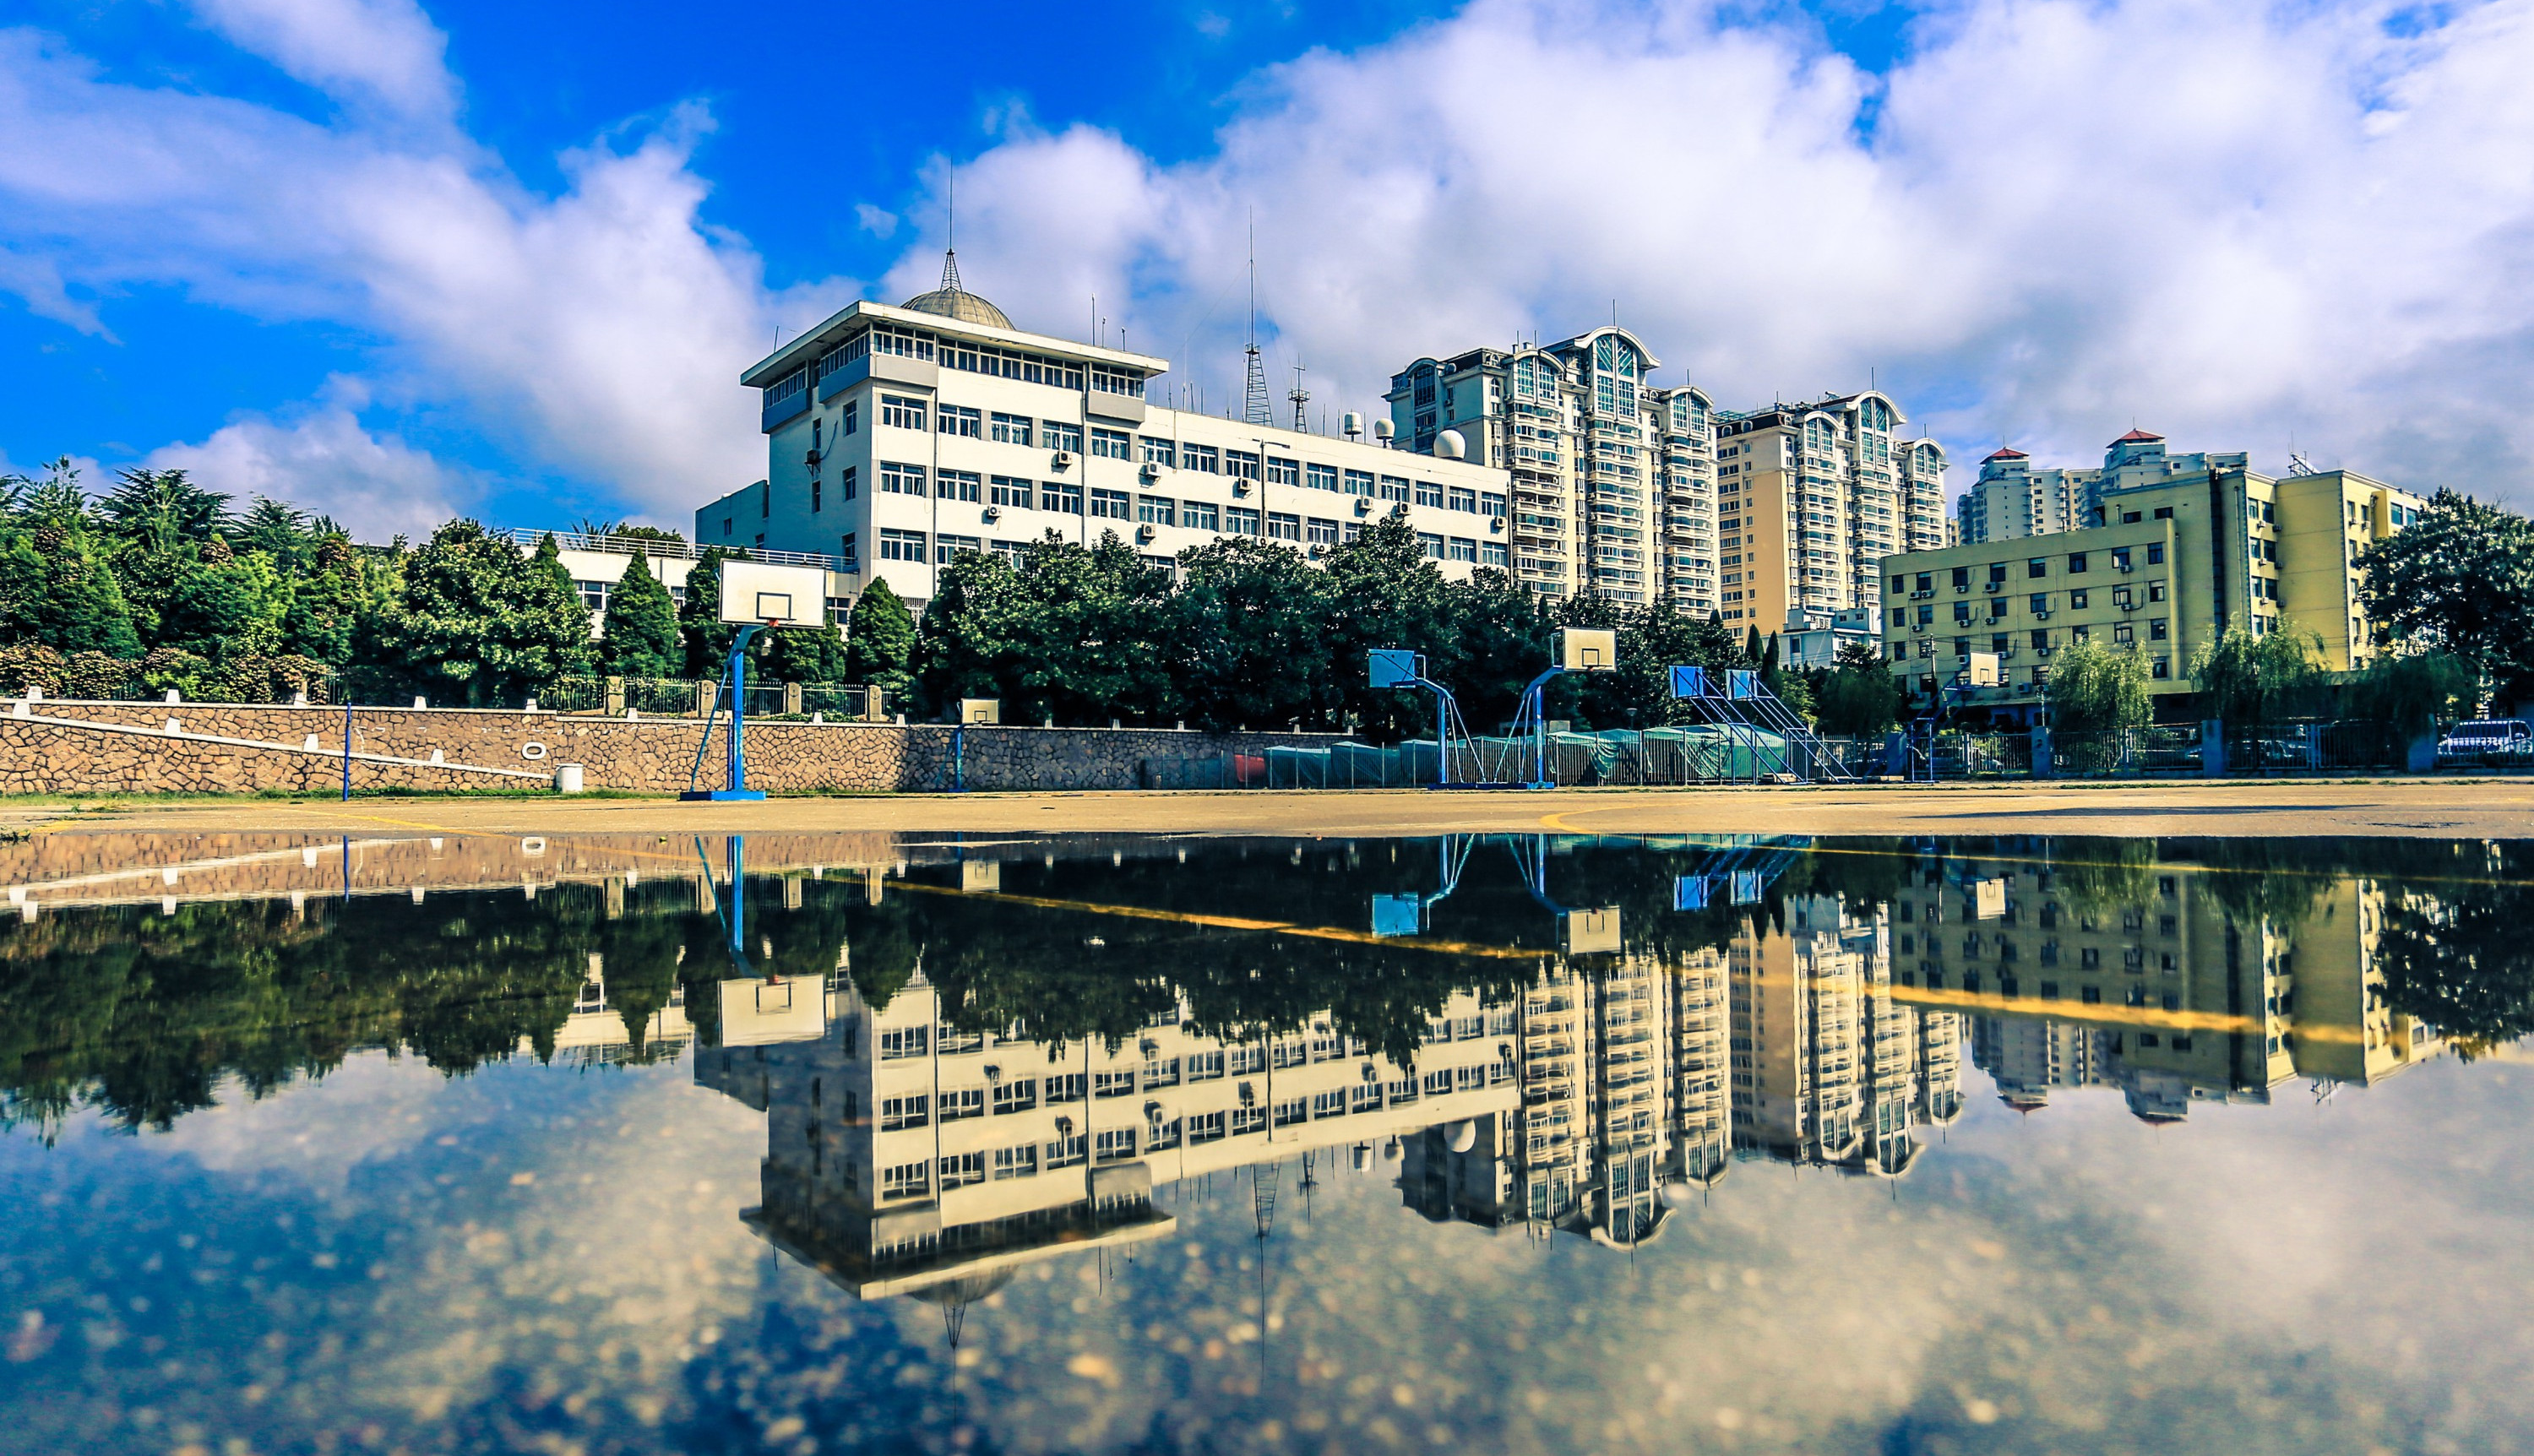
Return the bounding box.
[894,881,1542,960]
[1887,983,2363,1042]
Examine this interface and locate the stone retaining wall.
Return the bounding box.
[3,700,1339,796]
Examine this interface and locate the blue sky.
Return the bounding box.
[3,0,2527,535]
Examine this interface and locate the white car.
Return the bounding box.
[2437,719,2533,757]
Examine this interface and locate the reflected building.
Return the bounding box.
[1888,852,2446,1118]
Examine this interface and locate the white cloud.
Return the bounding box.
[907,0,2534,497]
[0,15,832,524]
[145,405,461,539]
[187,0,459,123]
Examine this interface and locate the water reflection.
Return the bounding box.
[3,829,2531,1452]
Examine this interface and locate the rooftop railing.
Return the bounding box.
[495,527,849,573]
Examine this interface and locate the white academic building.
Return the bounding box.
[702,259,1514,613]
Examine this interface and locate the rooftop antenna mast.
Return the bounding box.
[940,169,963,295]
[1243,212,1272,426]
[1289,361,1310,433]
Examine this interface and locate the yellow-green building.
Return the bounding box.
[1878,436,2423,714]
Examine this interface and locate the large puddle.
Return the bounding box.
[3,831,2528,1454]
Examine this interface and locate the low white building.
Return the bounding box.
[708,256,1514,612]
[1779,606,1879,670]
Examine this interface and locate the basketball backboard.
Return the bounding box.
[718,561,828,627]
[1554,627,1617,672]
[1965,651,2003,687]
[1368,649,1422,687]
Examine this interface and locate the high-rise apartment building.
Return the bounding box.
[1956,430,2252,545]
[1385,329,1722,611]
[1715,393,1949,625]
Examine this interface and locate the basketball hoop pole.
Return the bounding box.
[682,622,769,801]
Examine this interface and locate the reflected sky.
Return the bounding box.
[3,831,2530,1455]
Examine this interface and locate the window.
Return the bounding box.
[879,462,927,496]
[2068,551,2088,573]
[1090,488,1132,520]
[2146,543,2164,565]
[993,1144,1037,1179]
[2069,589,2088,609]
[2123,511,2141,524]
[934,535,982,563]
[2152,657,2172,679]
[1481,492,1508,516]
[2031,629,2049,649]
[2154,505,2173,519]
[1414,479,1445,508]
[937,470,982,503]
[1187,1111,1226,1144]
[1045,421,1085,454]
[881,394,927,431]
[2113,622,2134,644]
[1952,566,1971,590]
[880,1095,928,1130]
[1449,486,1480,513]
[1226,449,1261,481]
[2030,593,2047,613]
[989,475,1032,508]
[1305,463,1340,492]
[1139,437,1177,468]
[1183,501,1220,531]
[841,465,857,502]
[841,399,858,436]
[1988,562,2008,584]
[1138,495,1177,526]
[1266,457,1300,487]
[991,412,1033,446]
[1094,1127,1137,1163]
[1480,541,1509,567]
[811,476,821,514]
[1265,512,1302,541]
[2148,580,2167,602]
[938,1151,986,1190]
[881,1163,929,1200]
[1381,475,1413,503]
[1274,1099,1308,1127]
[1449,537,1478,562]
[2150,617,2169,641]
[878,1026,929,1059]
[1312,1089,1348,1120]
[1046,1135,1087,1169]
[1347,470,1379,498]
[1041,481,1083,515]
[939,405,982,438]
[1090,427,1132,460]
[1418,532,1445,559]
[1306,517,1339,546]
[2028,558,2047,579]
[839,532,857,570]
[992,1078,1037,1115]
[1226,506,1262,536]
[941,1088,985,1121]
[1183,443,1220,473]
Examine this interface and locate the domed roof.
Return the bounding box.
[899,249,1011,330]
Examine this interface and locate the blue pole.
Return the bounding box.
[1434,682,1447,788]
[726,834,745,964]
[953,724,965,793]
[341,699,351,801]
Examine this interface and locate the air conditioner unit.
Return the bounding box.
[2119,562,2135,573]
[1354,497,1373,515]
[1984,580,2002,592]
[1490,517,1507,533]
[1308,543,1327,559]
[982,505,1001,524]
[1139,461,1161,481]
[1135,524,1156,543]
[2034,610,2051,620]
[803,448,821,468]
[1232,481,1251,497]
[1051,450,1074,470]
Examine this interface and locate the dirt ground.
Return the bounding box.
[5,777,2530,841]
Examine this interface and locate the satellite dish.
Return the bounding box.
[1448,1120,1476,1153]
[1373,418,1396,441]
[1436,430,1467,460]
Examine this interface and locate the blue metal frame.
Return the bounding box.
[683,624,767,801]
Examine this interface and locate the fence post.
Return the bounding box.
[2406,732,2438,773]
[2201,720,2227,778]
[2029,723,2053,780]
[695,679,715,718]
[783,682,803,717]
[2306,723,2323,772]
[605,675,625,717]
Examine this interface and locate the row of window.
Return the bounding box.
[1896,543,2166,595]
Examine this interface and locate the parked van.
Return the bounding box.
[2437,720,2534,757]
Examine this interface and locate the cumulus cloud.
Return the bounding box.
[144,405,460,539]
[0,11,827,523]
[911,0,2534,495]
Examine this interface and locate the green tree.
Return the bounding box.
[764,621,848,686]
[279,534,377,669]
[356,520,591,706]
[2345,650,2477,744]
[2190,627,2326,727]
[97,468,234,552]
[910,548,1031,717]
[2047,636,2152,739]
[157,541,288,662]
[1815,640,1901,736]
[238,497,315,568]
[0,525,140,660]
[1439,568,1552,733]
[1323,514,1450,739]
[2356,488,2534,703]
[598,552,680,678]
[1168,536,1335,731]
[845,577,916,706]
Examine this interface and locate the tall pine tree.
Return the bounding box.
[599,553,679,678]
